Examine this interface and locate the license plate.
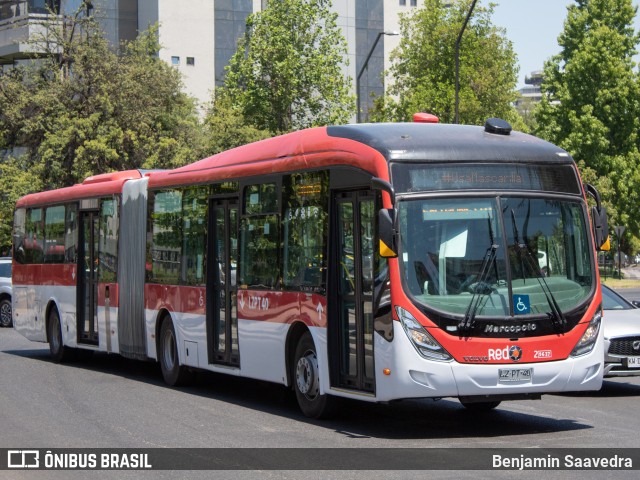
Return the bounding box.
[625,357,640,368]
[499,368,532,382]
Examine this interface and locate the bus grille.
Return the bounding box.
[608,337,640,356]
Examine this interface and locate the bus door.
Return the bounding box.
[332,191,375,393]
[207,198,240,366]
[77,207,99,345]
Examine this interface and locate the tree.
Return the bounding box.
[203,89,271,154]
[224,0,355,134]
[0,2,207,248]
[0,3,206,190]
[534,0,640,242]
[0,158,43,253]
[371,0,523,128]
[515,96,538,132]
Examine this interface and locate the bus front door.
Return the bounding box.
[332,191,375,393]
[77,210,99,345]
[207,199,240,367]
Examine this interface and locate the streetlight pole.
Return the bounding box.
[454,0,478,124]
[357,31,399,123]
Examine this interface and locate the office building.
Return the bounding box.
[1,0,422,119]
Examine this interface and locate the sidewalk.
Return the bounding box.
[621,265,640,279]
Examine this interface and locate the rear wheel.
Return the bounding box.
[159,318,193,386]
[293,332,335,419]
[48,308,72,362]
[0,298,11,327]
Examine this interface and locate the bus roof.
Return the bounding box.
[15,121,574,206]
[149,122,572,189]
[16,170,145,208]
[326,123,573,164]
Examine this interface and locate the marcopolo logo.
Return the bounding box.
[488,345,523,362]
[484,323,537,334]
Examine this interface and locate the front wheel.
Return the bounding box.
[159,318,193,386]
[0,298,11,327]
[293,332,335,419]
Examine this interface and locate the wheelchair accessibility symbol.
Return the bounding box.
[514,294,531,315]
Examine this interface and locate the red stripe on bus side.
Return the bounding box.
[144,285,327,328]
[12,263,76,286]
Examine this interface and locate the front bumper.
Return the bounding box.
[372,321,603,402]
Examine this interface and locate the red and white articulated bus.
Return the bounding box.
[12,118,610,417]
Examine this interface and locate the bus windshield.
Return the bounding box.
[399,196,593,318]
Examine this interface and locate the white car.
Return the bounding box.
[601,284,640,377]
[0,257,12,328]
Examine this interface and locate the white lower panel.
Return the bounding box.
[237,319,290,385]
[144,311,292,385]
[13,285,75,345]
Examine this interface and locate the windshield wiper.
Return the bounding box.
[510,210,567,329]
[459,217,498,333]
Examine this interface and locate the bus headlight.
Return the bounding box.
[396,307,452,362]
[570,310,601,357]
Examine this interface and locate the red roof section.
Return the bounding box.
[16,170,143,208]
[16,126,390,208]
[148,126,388,189]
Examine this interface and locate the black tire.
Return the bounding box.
[0,298,11,328]
[293,332,335,419]
[159,318,193,386]
[459,399,501,411]
[48,308,72,363]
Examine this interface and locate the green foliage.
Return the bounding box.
[0,4,208,247]
[224,0,355,134]
[0,6,206,188]
[371,0,522,128]
[0,158,43,252]
[203,89,271,154]
[534,0,640,247]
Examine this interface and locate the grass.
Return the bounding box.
[601,278,640,289]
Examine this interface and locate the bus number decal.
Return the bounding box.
[534,350,552,359]
[248,295,269,311]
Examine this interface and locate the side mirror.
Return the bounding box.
[585,184,610,251]
[591,205,610,251]
[371,177,395,207]
[371,177,398,258]
[378,209,398,258]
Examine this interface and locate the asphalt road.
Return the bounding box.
[617,287,640,302]
[1,327,639,480]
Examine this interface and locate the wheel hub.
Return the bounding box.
[296,351,319,399]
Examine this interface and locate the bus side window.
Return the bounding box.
[25,208,44,264]
[44,205,66,264]
[182,187,208,286]
[150,190,183,285]
[13,208,26,264]
[240,182,280,289]
[99,198,119,282]
[282,171,328,292]
[65,204,78,264]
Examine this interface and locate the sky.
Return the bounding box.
[491,0,640,88]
